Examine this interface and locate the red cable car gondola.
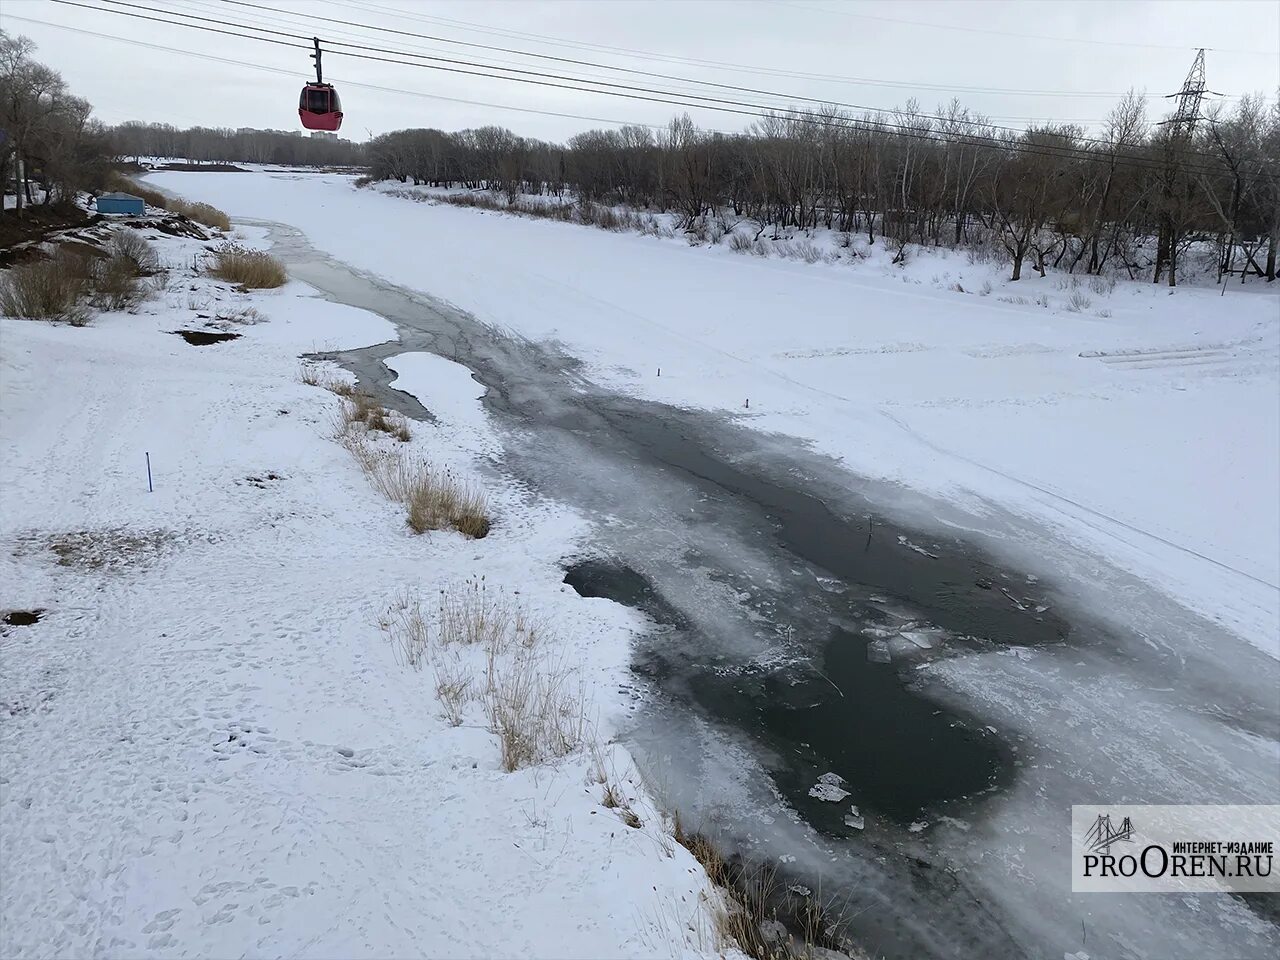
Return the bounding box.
[299,37,342,132]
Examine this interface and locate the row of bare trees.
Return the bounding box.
[367,93,1279,284]
[0,30,112,215]
[107,121,365,169]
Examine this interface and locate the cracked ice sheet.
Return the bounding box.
[150,170,1279,656]
[913,644,1280,960]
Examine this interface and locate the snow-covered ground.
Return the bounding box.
[151,170,1280,655]
[0,223,718,957]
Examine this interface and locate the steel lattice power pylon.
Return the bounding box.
[1162,49,1217,135]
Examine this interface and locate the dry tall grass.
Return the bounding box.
[673,822,860,960]
[376,580,584,770]
[378,589,430,669]
[432,653,472,726]
[340,392,411,442]
[0,251,90,324]
[338,430,490,539]
[484,646,585,772]
[168,198,231,231]
[208,242,286,288]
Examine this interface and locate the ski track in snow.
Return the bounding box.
[0,224,715,959]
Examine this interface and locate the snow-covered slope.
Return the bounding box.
[151,171,1280,654]
[0,226,716,958]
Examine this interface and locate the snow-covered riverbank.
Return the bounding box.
[0,222,718,958]
[154,169,1280,655]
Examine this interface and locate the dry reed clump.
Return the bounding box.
[0,250,91,325]
[673,823,859,960]
[376,579,584,770]
[408,467,489,537]
[432,653,472,726]
[483,644,585,772]
[207,242,286,289]
[378,589,430,669]
[338,392,412,441]
[438,580,582,772]
[339,430,490,539]
[168,198,232,231]
[298,362,359,398]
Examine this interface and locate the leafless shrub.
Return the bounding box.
[1088,273,1117,296]
[208,242,286,288]
[795,240,822,264]
[87,256,144,310]
[728,231,753,253]
[750,239,771,258]
[979,279,993,296]
[0,252,91,324]
[104,228,161,274]
[378,589,430,669]
[1096,308,1113,318]
[1065,290,1093,312]
[998,294,1030,305]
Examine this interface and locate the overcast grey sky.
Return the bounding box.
[2,0,1277,141]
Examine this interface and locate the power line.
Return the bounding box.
[0,13,673,132]
[71,0,1225,173]
[779,0,1280,57]
[334,0,1244,101]
[28,0,1272,182]
[205,0,1202,149]
[177,0,1109,124]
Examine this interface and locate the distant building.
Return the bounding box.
[310,131,338,140]
[95,192,145,215]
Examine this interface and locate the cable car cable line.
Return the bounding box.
[0,12,672,132]
[205,0,1258,157]
[35,0,1275,183]
[89,0,1248,166]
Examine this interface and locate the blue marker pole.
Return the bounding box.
[146,452,153,493]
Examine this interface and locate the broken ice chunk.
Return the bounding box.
[866,639,891,663]
[808,772,851,802]
[908,821,928,833]
[901,628,942,650]
[844,805,865,830]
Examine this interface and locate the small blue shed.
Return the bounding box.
[96,192,145,215]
